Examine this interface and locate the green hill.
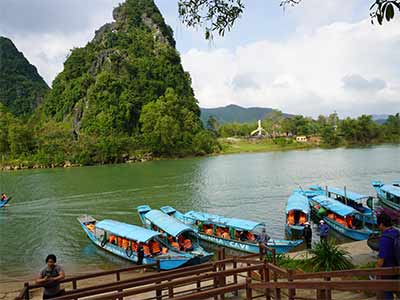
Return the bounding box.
[200,104,293,124]
[0,36,49,116]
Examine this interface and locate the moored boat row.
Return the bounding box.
[76,178,398,270]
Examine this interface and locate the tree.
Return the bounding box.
[139,88,210,156]
[206,115,220,135]
[178,0,399,39]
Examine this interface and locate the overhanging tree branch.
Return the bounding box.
[178,0,400,40]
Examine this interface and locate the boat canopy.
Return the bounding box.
[144,210,194,237]
[327,186,369,202]
[381,184,400,197]
[312,195,357,217]
[184,211,264,231]
[286,193,310,214]
[95,220,160,243]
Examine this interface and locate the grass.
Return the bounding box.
[218,138,318,154]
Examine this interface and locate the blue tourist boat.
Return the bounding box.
[160,206,303,254]
[309,195,377,241]
[0,197,11,208]
[371,180,400,212]
[137,205,213,264]
[308,185,377,226]
[285,192,310,238]
[78,215,196,270]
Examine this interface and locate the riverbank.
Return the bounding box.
[1,140,398,171]
[218,137,318,154]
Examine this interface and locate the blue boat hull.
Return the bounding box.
[310,206,375,241]
[79,223,191,270]
[198,232,301,254]
[0,199,10,208]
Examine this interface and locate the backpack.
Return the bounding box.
[382,229,400,266]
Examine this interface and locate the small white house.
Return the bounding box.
[296,136,308,142]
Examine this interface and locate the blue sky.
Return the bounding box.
[0,0,399,116]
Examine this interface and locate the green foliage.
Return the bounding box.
[308,240,354,271]
[140,88,214,156]
[0,37,49,116]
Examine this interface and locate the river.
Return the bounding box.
[0,145,399,282]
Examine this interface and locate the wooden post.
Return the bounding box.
[116,272,122,300]
[273,267,280,300]
[196,273,201,292]
[233,258,238,296]
[72,279,77,290]
[168,279,174,298]
[213,263,218,300]
[288,270,295,300]
[246,277,253,300]
[376,275,383,300]
[156,260,162,300]
[23,282,29,300]
[271,249,276,265]
[259,243,265,261]
[324,276,331,300]
[265,263,271,300]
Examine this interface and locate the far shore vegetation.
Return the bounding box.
[1,108,399,171]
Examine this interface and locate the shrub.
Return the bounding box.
[308,240,353,271]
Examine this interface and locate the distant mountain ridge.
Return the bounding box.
[0,36,49,116]
[200,104,293,124]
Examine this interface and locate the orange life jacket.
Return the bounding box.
[205,228,213,235]
[162,247,168,254]
[287,214,295,225]
[131,241,138,252]
[247,232,255,241]
[184,239,193,250]
[151,242,161,254]
[216,228,223,237]
[171,242,179,250]
[118,237,123,247]
[86,224,95,231]
[222,231,230,239]
[143,245,150,256]
[299,214,306,224]
[109,235,116,243]
[122,239,129,249]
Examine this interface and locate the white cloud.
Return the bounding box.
[182,18,400,117]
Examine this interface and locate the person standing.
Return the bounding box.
[376,213,399,300]
[303,222,312,249]
[257,228,271,245]
[36,254,65,299]
[319,220,329,242]
[137,243,144,265]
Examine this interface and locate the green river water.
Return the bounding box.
[0,145,399,282]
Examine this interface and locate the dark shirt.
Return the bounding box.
[319,224,329,237]
[39,265,64,296]
[378,228,398,267]
[304,226,312,240]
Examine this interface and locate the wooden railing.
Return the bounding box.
[17,244,399,300]
[15,246,270,300]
